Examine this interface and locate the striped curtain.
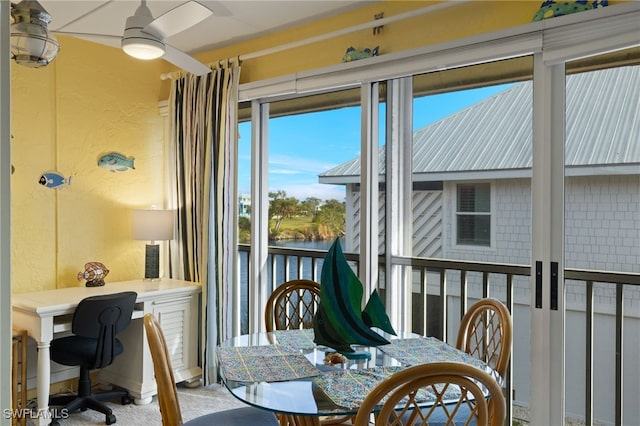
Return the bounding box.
[167,59,240,384]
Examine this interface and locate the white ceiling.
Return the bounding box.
[39,0,377,55]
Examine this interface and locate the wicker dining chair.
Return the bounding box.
[353,362,506,426]
[143,314,278,426]
[265,279,322,332]
[456,297,513,379]
[265,280,352,426]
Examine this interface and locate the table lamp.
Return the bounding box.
[132,209,174,280]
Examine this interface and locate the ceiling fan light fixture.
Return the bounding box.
[10,0,60,68]
[121,2,164,61]
[122,37,165,60]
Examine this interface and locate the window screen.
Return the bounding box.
[456,183,491,246]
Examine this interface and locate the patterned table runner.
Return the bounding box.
[312,366,463,409]
[219,335,493,410]
[313,337,490,408]
[312,367,402,409]
[379,337,491,372]
[269,328,319,351]
[218,345,322,383]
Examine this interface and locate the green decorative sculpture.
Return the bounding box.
[313,238,396,353]
[532,0,608,22]
[342,46,379,62]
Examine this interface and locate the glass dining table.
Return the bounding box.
[217,329,498,425]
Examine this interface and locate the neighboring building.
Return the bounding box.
[320,65,638,274]
[239,194,251,218]
[319,65,639,422]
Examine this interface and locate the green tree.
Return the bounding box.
[238,216,251,243]
[300,197,321,217]
[268,190,300,237]
[314,199,346,236]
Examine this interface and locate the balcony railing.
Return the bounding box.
[237,243,640,425]
[564,268,640,426]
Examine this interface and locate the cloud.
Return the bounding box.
[275,183,346,202]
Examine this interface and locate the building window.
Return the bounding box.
[456,183,491,246]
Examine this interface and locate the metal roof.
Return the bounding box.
[319,65,639,183]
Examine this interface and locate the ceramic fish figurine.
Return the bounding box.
[342,46,379,62]
[98,152,135,172]
[313,238,396,353]
[39,172,71,189]
[77,261,109,287]
[532,0,607,21]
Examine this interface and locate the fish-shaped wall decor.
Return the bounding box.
[98,152,135,172]
[77,261,109,287]
[39,171,71,189]
[532,0,608,21]
[342,46,379,63]
[313,238,396,353]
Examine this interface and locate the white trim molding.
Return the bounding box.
[1,1,12,420]
[542,4,640,64]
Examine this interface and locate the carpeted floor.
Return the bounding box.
[31,387,593,426]
[41,382,247,426]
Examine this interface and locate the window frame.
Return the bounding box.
[455,182,492,248]
[234,7,640,424]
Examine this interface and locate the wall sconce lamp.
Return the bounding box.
[10,0,60,68]
[132,209,174,280]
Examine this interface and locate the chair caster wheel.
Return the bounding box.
[121,395,132,405]
[106,413,116,425]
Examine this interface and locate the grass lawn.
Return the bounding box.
[272,215,314,231]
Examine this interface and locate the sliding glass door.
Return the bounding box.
[562,51,640,425]
[237,7,640,424]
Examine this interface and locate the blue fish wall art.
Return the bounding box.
[39,171,71,189]
[98,152,135,172]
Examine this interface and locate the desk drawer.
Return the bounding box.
[53,308,144,333]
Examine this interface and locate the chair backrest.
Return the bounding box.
[353,362,506,426]
[72,291,137,369]
[144,313,183,426]
[456,297,513,378]
[264,279,321,332]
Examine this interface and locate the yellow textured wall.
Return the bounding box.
[11,37,166,292]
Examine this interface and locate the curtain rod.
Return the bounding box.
[160,0,469,80]
[160,57,239,80]
[239,0,470,61]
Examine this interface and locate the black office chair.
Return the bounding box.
[49,291,137,425]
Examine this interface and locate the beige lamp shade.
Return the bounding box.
[132,209,174,242]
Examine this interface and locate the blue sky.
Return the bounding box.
[238,83,511,201]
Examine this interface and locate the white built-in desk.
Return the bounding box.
[12,278,202,424]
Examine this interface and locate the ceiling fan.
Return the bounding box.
[59,0,217,76]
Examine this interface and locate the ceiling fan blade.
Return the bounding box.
[52,30,122,48]
[163,44,210,76]
[206,1,233,17]
[147,1,213,39]
[53,31,121,41]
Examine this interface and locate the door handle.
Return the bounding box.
[535,261,543,309]
[550,261,558,310]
